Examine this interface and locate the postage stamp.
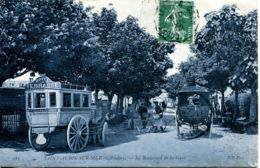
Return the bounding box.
[159,0,194,43]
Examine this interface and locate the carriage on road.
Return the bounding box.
[25,76,108,152]
[176,85,212,139]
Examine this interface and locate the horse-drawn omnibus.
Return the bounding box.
[25,76,108,152]
[176,85,212,139]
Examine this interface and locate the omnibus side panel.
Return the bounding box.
[58,108,95,126]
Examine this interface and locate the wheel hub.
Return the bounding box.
[76,130,82,136]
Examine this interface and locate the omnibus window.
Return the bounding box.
[27,93,31,108]
[49,92,56,107]
[63,93,71,107]
[35,93,46,108]
[179,93,209,106]
[82,94,89,107]
[73,94,80,107]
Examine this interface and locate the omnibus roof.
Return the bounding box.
[25,76,89,91]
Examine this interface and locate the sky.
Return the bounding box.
[13,0,257,81]
[80,0,257,75]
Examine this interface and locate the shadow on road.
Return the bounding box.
[209,133,224,139]
[0,122,141,155]
[43,123,140,155]
[0,134,30,152]
[44,113,176,154]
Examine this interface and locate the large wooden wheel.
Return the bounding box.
[28,126,51,150]
[67,115,89,152]
[99,121,108,146]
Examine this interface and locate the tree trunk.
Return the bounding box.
[233,89,239,122]
[0,78,5,132]
[116,95,119,115]
[0,111,2,132]
[118,95,124,114]
[220,89,226,116]
[249,86,257,123]
[132,97,138,113]
[94,88,99,103]
[107,93,113,114]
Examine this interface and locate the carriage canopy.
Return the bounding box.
[177,86,210,106]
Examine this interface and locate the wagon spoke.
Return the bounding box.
[81,126,88,132]
[82,131,88,135]
[80,121,86,130]
[69,134,77,141]
[78,136,84,147]
[76,137,81,150]
[73,137,77,150]
[70,126,77,132]
[77,118,82,130]
[78,118,84,130]
[79,135,86,142]
[71,136,77,149]
[70,131,77,135]
[74,119,79,130]
[72,120,77,131]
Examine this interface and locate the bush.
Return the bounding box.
[225,92,250,119]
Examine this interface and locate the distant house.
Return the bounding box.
[2,80,30,88]
[151,90,175,108]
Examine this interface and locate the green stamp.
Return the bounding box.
[159,0,194,43]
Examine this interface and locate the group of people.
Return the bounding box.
[138,101,167,129]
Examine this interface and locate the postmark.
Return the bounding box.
[159,0,194,43]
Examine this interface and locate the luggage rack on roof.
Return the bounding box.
[61,83,86,90]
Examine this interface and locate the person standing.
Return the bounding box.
[161,101,167,113]
[127,104,135,129]
[138,102,148,129]
[154,101,165,132]
[154,101,163,119]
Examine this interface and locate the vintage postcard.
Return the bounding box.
[0,0,258,167]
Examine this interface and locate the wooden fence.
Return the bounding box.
[0,88,27,136]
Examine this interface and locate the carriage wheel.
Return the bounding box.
[28,127,51,150]
[67,115,89,152]
[99,121,108,146]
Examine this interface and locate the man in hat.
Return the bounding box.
[138,102,148,129]
[154,101,163,119]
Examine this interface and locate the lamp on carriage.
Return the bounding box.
[36,134,47,145]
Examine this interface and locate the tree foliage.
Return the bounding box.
[164,73,186,99]
[0,0,175,111]
[183,5,257,121]
[106,16,174,99]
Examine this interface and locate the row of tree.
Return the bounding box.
[0,0,175,113]
[165,5,257,123]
